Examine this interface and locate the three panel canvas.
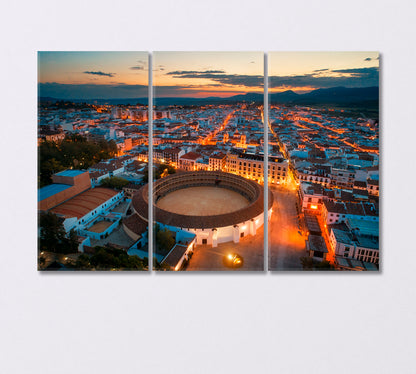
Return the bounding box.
[38,51,379,272]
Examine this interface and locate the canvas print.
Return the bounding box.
[38,51,150,271]
[267,52,379,271]
[149,51,266,271]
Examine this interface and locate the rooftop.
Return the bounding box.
[55,170,86,177]
[51,187,119,219]
[38,183,72,202]
[301,182,323,195]
[307,235,328,253]
[180,152,201,161]
[161,244,189,268]
[331,228,354,245]
[123,214,148,237]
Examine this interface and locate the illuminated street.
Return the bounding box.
[187,227,264,271]
[268,186,307,270]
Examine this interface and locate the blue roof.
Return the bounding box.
[55,170,85,177]
[38,184,72,202]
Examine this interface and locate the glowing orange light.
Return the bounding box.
[311,205,318,210]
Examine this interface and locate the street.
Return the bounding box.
[268,186,307,270]
[186,226,264,271]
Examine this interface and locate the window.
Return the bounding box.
[202,238,207,244]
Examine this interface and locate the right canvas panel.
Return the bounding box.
[268,52,380,271]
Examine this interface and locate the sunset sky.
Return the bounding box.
[38,51,379,99]
[38,51,148,99]
[269,51,379,94]
[153,51,263,98]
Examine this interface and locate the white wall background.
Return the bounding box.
[1,1,415,373]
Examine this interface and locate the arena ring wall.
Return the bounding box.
[131,171,273,247]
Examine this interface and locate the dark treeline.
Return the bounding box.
[39,134,118,187]
[38,212,79,254]
[74,248,147,271]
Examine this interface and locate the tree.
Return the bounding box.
[39,212,79,254]
[127,255,145,270]
[75,254,91,270]
[300,257,335,271]
[153,258,172,271]
[38,134,119,186]
[100,176,130,190]
[152,163,177,181]
[83,246,146,270]
[155,225,175,254]
[315,260,335,271]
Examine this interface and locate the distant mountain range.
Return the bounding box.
[39,86,379,107]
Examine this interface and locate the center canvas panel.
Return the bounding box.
[151,51,265,271]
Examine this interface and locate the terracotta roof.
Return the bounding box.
[354,181,367,188]
[90,159,124,172]
[89,170,108,179]
[51,187,119,219]
[123,214,148,236]
[180,152,201,161]
[209,153,226,160]
[163,147,182,154]
[123,183,142,190]
[345,202,365,216]
[362,202,378,216]
[340,190,356,202]
[324,201,346,214]
[353,189,369,197]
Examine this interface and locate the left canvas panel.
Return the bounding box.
[38,51,150,271]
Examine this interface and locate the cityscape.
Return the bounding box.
[38,51,379,272]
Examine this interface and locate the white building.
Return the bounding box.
[329,219,379,264]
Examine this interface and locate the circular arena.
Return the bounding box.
[156,186,250,216]
[129,171,273,247]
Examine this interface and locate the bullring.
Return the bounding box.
[127,171,273,247]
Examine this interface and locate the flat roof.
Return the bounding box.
[308,235,328,253]
[304,214,321,234]
[346,218,379,237]
[332,228,354,245]
[38,183,72,202]
[336,257,351,267]
[161,244,188,268]
[55,170,86,177]
[363,262,378,271]
[51,187,119,219]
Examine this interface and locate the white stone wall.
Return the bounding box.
[188,210,266,248]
